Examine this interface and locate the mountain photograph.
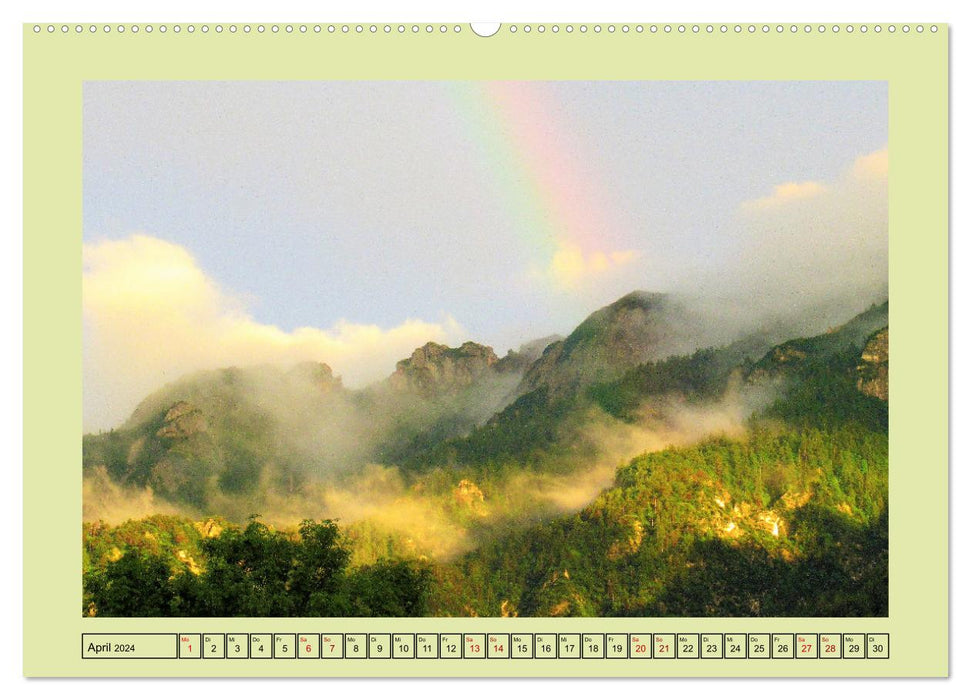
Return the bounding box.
[81,81,889,617]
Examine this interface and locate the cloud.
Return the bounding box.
[547,243,640,288]
[83,234,463,431]
[740,148,887,215]
[741,181,828,210]
[851,148,889,180]
[709,146,888,334]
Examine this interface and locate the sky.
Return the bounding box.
[83,81,888,431]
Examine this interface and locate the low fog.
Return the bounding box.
[83,363,780,561]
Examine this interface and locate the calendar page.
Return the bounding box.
[22,20,947,677]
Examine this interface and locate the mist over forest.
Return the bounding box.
[83,290,889,617]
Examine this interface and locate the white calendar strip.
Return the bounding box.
[82,633,889,660]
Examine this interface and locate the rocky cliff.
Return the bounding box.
[389,341,500,397]
[857,327,889,401]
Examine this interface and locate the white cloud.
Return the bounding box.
[741,180,829,210]
[83,234,463,431]
[851,148,889,180]
[546,243,640,288]
[724,147,888,328]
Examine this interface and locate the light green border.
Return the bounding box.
[23,23,948,677]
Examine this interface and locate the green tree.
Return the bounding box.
[84,552,175,616]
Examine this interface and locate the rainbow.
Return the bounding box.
[446,82,630,279]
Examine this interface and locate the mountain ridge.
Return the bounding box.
[82,292,890,618]
[84,292,889,522]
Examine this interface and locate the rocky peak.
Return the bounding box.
[517,290,681,396]
[389,341,499,397]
